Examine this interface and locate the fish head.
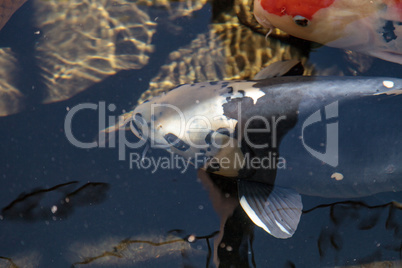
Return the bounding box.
[130,82,247,174]
[254,0,345,44]
[129,61,307,176]
[253,0,400,49]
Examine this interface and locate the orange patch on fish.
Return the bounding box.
[254,0,402,64]
[386,0,402,8]
[387,0,402,19]
[260,0,336,20]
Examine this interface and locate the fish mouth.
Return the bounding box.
[254,15,275,30]
[253,1,276,30]
[129,120,144,140]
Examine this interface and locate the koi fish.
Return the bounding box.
[253,0,402,64]
[127,61,402,239]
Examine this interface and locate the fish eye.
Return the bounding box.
[164,133,190,152]
[131,113,146,138]
[293,15,310,27]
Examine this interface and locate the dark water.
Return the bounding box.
[0,1,401,267]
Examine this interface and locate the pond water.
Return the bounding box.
[0,1,401,267]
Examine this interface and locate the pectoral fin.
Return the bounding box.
[238,180,302,239]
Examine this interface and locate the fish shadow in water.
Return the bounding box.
[1,181,110,221]
[199,169,402,267]
[309,200,402,265]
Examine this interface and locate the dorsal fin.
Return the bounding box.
[253,60,304,80]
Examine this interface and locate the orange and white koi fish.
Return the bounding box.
[254,0,402,64]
